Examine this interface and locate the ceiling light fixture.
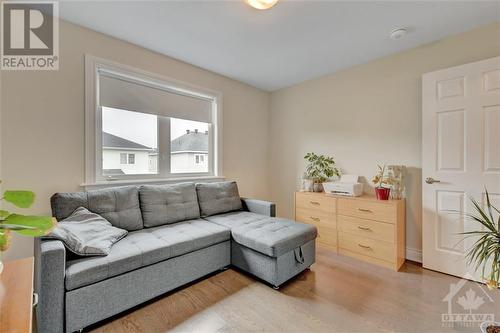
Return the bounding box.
[246,0,279,10]
[390,28,408,40]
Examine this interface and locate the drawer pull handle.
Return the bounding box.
[358,244,372,250]
[357,226,372,231]
[310,216,320,222]
[358,208,372,213]
[310,201,320,205]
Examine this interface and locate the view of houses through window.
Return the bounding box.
[102,107,209,176]
[170,118,209,173]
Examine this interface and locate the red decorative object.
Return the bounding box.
[375,187,391,200]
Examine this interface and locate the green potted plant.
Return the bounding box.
[304,152,341,192]
[0,183,55,274]
[371,164,393,200]
[460,191,499,333]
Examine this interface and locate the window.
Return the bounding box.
[85,56,221,183]
[171,119,209,173]
[102,107,157,175]
[119,153,138,165]
[194,154,206,165]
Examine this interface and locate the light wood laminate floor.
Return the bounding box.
[89,246,499,333]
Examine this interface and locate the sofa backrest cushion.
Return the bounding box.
[51,186,143,231]
[139,183,200,227]
[196,181,242,217]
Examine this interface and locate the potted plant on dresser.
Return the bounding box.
[461,191,499,333]
[0,184,55,274]
[304,152,341,192]
[372,164,393,200]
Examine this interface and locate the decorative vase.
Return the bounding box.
[388,165,406,199]
[302,179,313,192]
[375,187,390,200]
[313,182,323,192]
[480,321,500,333]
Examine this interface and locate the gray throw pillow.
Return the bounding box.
[196,181,243,217]
[139,183,200,227]
[45,207,128,256]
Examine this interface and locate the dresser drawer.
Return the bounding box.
[295,193,335,215]
[316,225,337,248]
[338,249,394,270]
[338,232,394,263]
[338,198,396,224]
[296,207,337,228]
[338,215,394,243]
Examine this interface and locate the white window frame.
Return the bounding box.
[194,153,206,165]
[84,55,223,188]
[127,153,135,165]
[120,153,127,165]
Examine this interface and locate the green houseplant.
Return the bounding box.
[461,190,499,290]
[304,152,341,192]
[461,191,500,333]
[0,183,55,274]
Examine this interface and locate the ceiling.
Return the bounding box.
[58,1,500,91]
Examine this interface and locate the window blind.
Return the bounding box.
[99,70,213,123]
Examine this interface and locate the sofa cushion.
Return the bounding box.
[204,211,269,229]
[205,212,317,257]
[139,183,200,227]
[64,219,230,290]
[196,181,242,217]
[45,207,128,256]
[51,186,143,231]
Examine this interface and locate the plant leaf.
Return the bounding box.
[0,230,11,251]
[471,197,493,226]
[485,189,495,223]
[0,223,37,231]
[0,210,10,220]
[3,191,35,208]
[3,214,56,236]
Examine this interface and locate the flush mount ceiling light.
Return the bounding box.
[246,0,279,10]
[390,28,408,40]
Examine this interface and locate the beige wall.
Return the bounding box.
[2,18,499,262]
[1,20,270,260]
[269,22,500,257]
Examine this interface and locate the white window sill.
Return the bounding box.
[80,175,226,191]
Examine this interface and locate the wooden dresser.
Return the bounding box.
[295,192,405,271]
[0,257,34,333]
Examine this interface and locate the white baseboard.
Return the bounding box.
[406,247,422,263]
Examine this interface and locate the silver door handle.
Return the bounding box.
[425,177,441,184]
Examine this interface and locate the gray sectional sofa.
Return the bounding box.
[35,181,317,333]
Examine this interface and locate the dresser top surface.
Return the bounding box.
[295,191,405,205]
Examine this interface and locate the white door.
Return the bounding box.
[422,56,500,280]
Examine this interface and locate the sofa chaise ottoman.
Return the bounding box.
[204,211,316,288]
[35,181,317,332]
